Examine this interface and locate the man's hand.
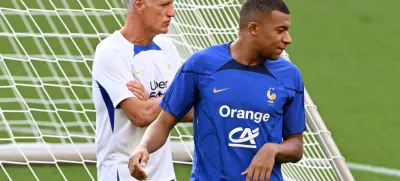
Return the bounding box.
[128,145,149,180]
[127,80,148,101]
[241,143,278,181]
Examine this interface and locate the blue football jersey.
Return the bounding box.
[159,43,306,181]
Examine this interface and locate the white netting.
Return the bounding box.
[0,0,353,180]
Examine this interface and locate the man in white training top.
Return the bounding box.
[91,0,192,180]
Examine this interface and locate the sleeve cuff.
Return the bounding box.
[113,94,136,109]
[159,99,182,121]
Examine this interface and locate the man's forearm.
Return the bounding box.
[143,97,162,124]
[140,111,178,153]
[272,134,304,163]
[121,97,162,127]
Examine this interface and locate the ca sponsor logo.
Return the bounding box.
[228,127,259,148]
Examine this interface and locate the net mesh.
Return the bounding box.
[0,0,348,180]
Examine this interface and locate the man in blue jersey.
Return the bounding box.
[128,0,305,180]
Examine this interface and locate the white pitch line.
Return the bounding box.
[347,162,400,177]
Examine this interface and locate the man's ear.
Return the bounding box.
[248,22,259,36]
[134,0,146,13]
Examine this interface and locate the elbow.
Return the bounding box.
[292,147,304,163]
[292,153,303,163]
[132,119,149,128]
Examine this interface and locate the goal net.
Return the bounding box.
[0,0,354,180]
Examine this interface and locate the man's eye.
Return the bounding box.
[160,3,170,7]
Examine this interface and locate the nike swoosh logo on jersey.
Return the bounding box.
[213,87,229,93]
[135,69,144,75]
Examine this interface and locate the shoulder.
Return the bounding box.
[94,31,131,63]
[152,35,184,66]
[183,43,232,73]
[153,35,178,56]
[95,31,133,56]
[267,57,301,75]
[266,57,303,89]
[193,43,230,58]
[93,44,125,70]
[96,31,123,51]
[153,35,175,48]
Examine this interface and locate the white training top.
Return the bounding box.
[92,31,182,181]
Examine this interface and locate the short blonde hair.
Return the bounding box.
[124,0,151,12]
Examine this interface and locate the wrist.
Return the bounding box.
[263,143,280,156]
[139,142,148,150]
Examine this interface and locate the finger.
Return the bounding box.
[131,87,145,96]
[134,164,147,179]
[132,84,143,90]
[241,169,248,176]
[246,167,254,181]
[126,80,142,89]
[127,81,147,97]
[133,163,144,175]
[133,92,144,100]
[132,86,146,97]
[128,157,133,173]
[132,89,144,99]
[130,80,142,87]
[136,93,146,101]
[126,83,144,91]
[133,170,147,180]
[264,168,272,181]
[127,85,145,98]
[252,169,260,181]
[127,85,135,92]
[140,83,146,93]
[126,80,137,86]
[140,84,148,100]
[141,152,149,167]
[129,156,140,176]
[259,170,266,181]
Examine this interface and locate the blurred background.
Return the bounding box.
[0,0,399,180]
[286,0,400,180]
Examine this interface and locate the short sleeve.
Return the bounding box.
[159,55,199,120]
[282,71,306,137]
[92,48,135,108]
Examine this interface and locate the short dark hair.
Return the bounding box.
[239,0,290,29]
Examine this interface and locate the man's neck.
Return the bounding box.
[120,14,157,46]
[230,37,265,66]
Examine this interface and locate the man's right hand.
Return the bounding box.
[128,145,149,180]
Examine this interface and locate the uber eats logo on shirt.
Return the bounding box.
[149,80,168,98]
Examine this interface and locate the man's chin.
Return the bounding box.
[159,27,169,34]
[268,55,281,61]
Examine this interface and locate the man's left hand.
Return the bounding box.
[127,80,148,101]
[241,143,278,181]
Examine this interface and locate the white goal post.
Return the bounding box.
[0,0,354,181]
